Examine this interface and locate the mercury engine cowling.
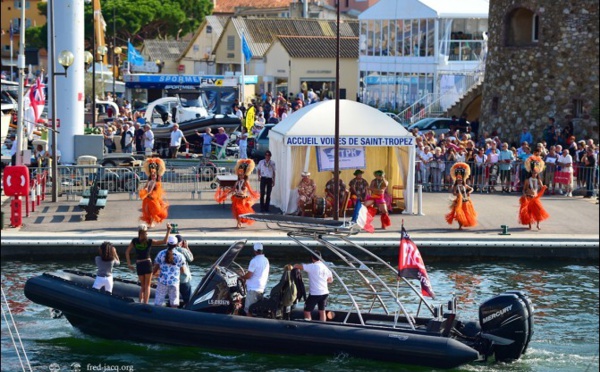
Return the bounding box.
[478,291,534,362]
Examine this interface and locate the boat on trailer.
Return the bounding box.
[24,215,533,369]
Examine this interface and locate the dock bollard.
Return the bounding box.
[499,225,511,235]
[417,185,425,216]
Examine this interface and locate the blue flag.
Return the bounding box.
[241,34,253,63]
[128,41,144,66]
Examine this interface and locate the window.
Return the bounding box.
[227,36,235,51]
[491,97,499,115]
[207,26,212,34]
[532,14,539,42]
[572,99,584,118]
[14,1,30,9]
[505,8,538,46]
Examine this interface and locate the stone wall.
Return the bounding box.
[481,0,599,145]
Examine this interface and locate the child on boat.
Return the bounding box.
[92,241,120,294]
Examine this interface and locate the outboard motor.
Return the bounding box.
[478,291,534,362]
[187,265,245,314]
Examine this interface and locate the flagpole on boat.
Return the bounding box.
[333,0,341,220]
[15,0,27,164]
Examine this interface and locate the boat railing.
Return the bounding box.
[242,214,437,330]
[338,235,436,317]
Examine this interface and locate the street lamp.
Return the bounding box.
[91,44,107,128]
[113,46,122,98]
[48,0,75,202]
[156,59,165,73]
[97,45,108,102]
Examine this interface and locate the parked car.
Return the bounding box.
[382,112,409,128]
[408,117,454,137]
[98,168,140,192]
[251,124,275,162]
[100,153,145,167]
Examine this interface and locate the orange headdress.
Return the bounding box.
[234,159,255,177]
[450,162,471,182]
[524,155,545,174]
[143,158,166,177]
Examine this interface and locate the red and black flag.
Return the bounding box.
[398,226,435,298]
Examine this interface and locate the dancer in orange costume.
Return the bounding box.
[363,170,391,230]
[139,158,168,227]
[214,159,259,228]
[519,155,549,230]
[445,162,478,229]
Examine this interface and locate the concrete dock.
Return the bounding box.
[1,190,598,260]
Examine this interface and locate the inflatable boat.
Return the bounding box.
[24,215,534,369]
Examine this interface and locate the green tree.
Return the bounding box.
[25,0,213,50]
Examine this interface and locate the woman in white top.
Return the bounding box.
[92,242,120,293]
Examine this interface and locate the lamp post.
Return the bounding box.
[113,46,122,98]
[91,44,107,128]
[98,44,108,100]
[156,59,165,73]
[48,0,74,202]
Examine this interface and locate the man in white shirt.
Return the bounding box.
[169,124,188,159]
[294,251,333,321]
[240,243,270,317]
[557,148,574,197]
[143,124,154,154]
[257,151,276,212]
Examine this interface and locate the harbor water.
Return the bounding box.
[1,258,598,372]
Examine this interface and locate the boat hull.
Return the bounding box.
[152,115,241,141]
[25,271,480,369]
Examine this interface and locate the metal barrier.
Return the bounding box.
[415,160,598,196]
[32,164,261,200]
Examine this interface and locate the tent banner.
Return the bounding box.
[285,136,415,147]
[316,146,366,172]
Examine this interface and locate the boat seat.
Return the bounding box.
[249,268,302,319]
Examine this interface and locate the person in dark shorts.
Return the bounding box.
[126,223,172,303]
[294,251,333,321]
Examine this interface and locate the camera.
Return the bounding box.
[171,223,179,234]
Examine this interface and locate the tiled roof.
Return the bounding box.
[213,0,294,14]
[143,40,188,61]
[230,17,359,58]
[277,36,359,59]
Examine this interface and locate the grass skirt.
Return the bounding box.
[519,186,549,225]
[139,183,168,225]
[445,194,478,227]
[215,186,259,225]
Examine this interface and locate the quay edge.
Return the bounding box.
[1,236,598,261]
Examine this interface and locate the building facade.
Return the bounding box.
[481,0,599,141]
[358,0,489,118]
[1,0,48,77]
[212,17,359,101]
[264,36,359,101]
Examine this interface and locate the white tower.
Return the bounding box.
[48,0,86,164]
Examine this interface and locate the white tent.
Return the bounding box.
[360,0,490,20]
[269,100,416,215]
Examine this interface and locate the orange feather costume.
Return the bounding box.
[139,158,168,226]
[445,162,478,228]
[214,159,259,226]
[518,156,549,226]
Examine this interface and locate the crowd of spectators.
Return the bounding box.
[412,117,598,198]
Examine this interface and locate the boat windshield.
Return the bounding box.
[180,98,202,108]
